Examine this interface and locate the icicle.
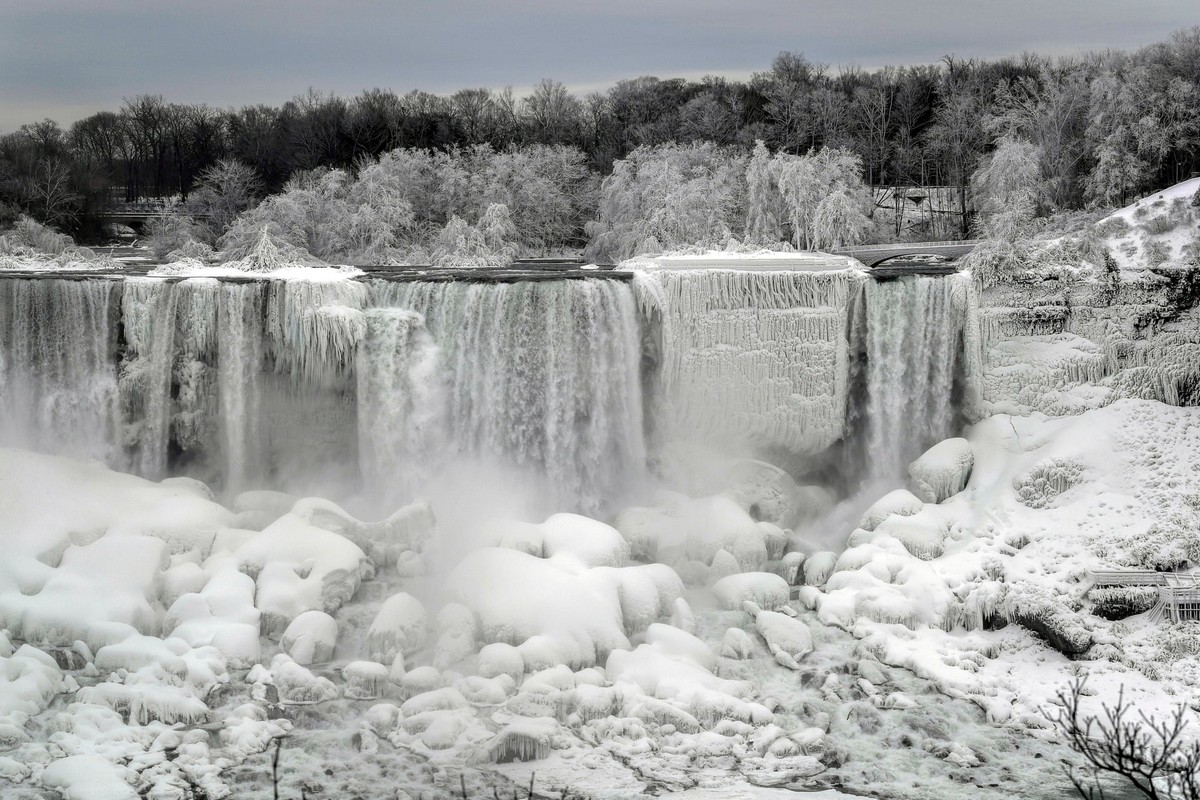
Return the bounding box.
[266,278,368,387]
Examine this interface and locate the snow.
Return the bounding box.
[908,437,974,503]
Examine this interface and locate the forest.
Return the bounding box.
[1,27,1199,263]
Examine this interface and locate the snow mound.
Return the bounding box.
[233,513,369,635]
[367,592,429,663]
[908,438,974,503]
[711,573,791,611]
[280,610,338,666]
[859,489,924,531]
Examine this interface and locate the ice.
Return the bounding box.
[448,548,630,668]
[634,264,862,456]
[232,512,369,635]
[40,754,137,800]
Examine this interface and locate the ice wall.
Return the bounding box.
[976,274,1200,417]
[635,266,864,458]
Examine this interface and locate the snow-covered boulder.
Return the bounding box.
[343,661,389,700]
[447,547,630,668]
[721,627,755,660]
[271,654,338,704]
[908,438,974,503]
[476,642,524,681]
[367,593,429,663]
[859,489,924,531]
[643,623,717,671]
[711,573,790,611]
[873,510,949,560]
[280,611,338,666]
[802,551,838,587]
[744,601,813,669]
[234,513,369,635]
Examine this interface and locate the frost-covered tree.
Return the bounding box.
[584,142,747,262]
[429,203,519,266]
[813,190,872,250]
[743,140,784,245]
[186,158,263,240]
[971,137,1041,240]
[775,148,870,250]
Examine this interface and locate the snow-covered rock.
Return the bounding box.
[280,610,338,666]
[367,593,429,663]
[908,438,973,503]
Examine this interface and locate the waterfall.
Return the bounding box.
[356,308,447,506]
[372,279,646,511]
[0,278,121,462]
[861,274,971,481]
[2,273,644,511]
[218,282,266,489]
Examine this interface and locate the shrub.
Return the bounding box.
[1089,586,1158,620]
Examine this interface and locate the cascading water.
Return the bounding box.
[861,274,972,482]
[0,273,648,513]
[218,282,266,489]
[0,278,120,462]
[356,308,447,507]
[371,278,647,512]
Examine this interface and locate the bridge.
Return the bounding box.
[834,240,981,268]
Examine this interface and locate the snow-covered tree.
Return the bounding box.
[186,158,263,240]
[971,137,1041,240]
[585,142,747,262]
[743,140,783,245]
[775,147,870,250]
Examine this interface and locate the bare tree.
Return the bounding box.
[1047,678,1200,800]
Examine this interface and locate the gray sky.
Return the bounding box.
[1,0,1196,132]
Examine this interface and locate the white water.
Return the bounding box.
[0,269,974,507]
[356,308,447,507]
[373,279,647,512]
[218,282,265,489]
[0,278,120,462]
[863,274,971,482]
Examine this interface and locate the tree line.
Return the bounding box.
[2,27,1199,243]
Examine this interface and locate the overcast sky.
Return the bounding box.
[1,0,1196,132]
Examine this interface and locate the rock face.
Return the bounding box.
[908,438,973,503]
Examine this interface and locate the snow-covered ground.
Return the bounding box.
[4,393,1198,798]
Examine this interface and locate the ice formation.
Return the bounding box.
[635,263,862,456]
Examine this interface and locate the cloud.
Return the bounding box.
[0,0,1195,131]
